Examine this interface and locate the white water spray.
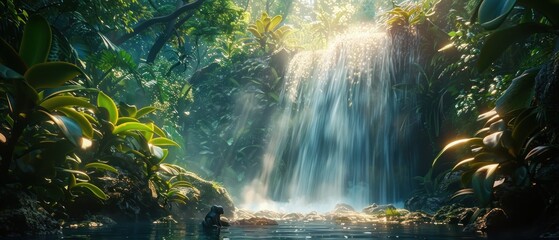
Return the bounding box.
[242,26,419,212]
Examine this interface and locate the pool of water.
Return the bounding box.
[9,221,490,240]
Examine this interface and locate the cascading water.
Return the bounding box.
[242,26,420,211]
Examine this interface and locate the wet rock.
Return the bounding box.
[232,217,278,225]
[153,215,178,224]
[0,188,60,236]
[362,204,396,215]
[254,209,282,219]
[333,203,355,213]
[405,196,443,214]
[432,204,478,225]
[401,212,432,223]
[304,211,326,221]
[66,215,117,228]
[479,208,509,233]
[170,172,235,220]
[220,216,231,227]
[282,212,304,221]
[234,209,255,220]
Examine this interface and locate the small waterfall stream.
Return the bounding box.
[243,27,420,211]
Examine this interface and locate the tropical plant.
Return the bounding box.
[385,0,438,31]
[247,12,293,53]
[0,16,109,201]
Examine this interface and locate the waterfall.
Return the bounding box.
[242,26,420,211]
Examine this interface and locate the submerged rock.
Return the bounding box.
[232,217,278,225]
[66,215,117,228]
[153,215,178,224]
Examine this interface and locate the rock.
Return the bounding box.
[401,212,432,223]
[153,215,177,224]
[254,210,282,219]
[169,172,235,221]
[0,188,60,236]
[66,215,117,228]
[405,196,443,214]
[479,208,509,233]
[304,211,326,221]
[232,217,278,225]
[234,209,255,220]
[282,212,304,221]
[432,204,478,225]
[220,216,231,227]
[333,203,355,213]
[362,204,396,215]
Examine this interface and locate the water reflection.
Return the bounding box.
[53,221,489,240]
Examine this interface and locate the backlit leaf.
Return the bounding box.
[39,96,95,111]
[432,138,484,167]
[97,91,118,124]
[149,137,179,147]
[24,62,82,89]
[478,0,516,30]
[72,182,109,200]
[85,162,119,174]
[112,122,153,135]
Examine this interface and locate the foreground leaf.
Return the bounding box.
[19,15,51,67]
[24,62,82,89]
[72,182,109,200]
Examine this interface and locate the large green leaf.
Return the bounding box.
[432,138,484,167]
[24,62,82,89]
[97,91,118,125]
[57,107,94,139]
[49,114,83,147]
[19,15,51,67]
[39,85,92,100]
[85,162,119,174]
[495,70,537,116]
[135,106,157,118]
[471,164,499,206]
[39,96,95,111]
[72,182,109,200]
[149,137,179,147]
[478,0,517,30]
[112,122,153,135]
[0,39,27,74]
[478,22,551,72]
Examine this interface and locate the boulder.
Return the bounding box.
[254,210,282,219]
[282,212,304,221]
[170,171,235,220]
[432,204,478,225]
[405,196,443,214]
[333,203,355,213]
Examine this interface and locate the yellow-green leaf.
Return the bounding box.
[72,182,109,200]
[112,122,153,135]
[97,91,118,124]
[135,106,157,118]
[432,138,484,167]
[85,162,118,174]
[57,107,94,139]
[149,137,179,147]
[24,62,81,89]
[39,96,95,111]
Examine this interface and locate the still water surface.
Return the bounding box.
[56,221,487,240]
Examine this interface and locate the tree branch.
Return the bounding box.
[113,0,206,45]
